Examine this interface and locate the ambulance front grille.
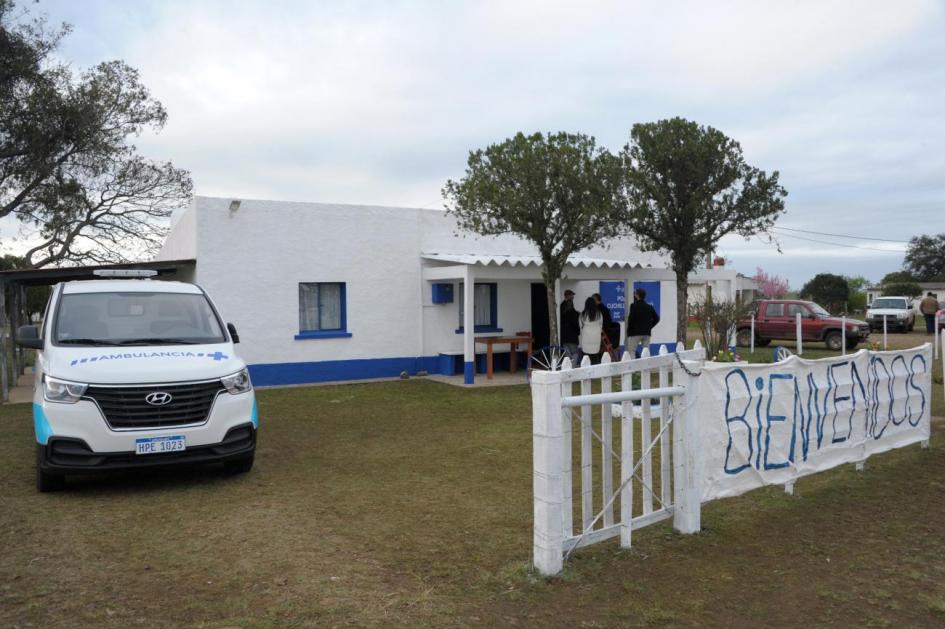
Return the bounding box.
[84,380,226,429]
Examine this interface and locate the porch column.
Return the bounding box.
[625,276,633,356]
[463,265,475,384]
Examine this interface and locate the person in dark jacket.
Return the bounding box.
[592,293,612,326]
[626,288,659,357]
[559,290,581,363]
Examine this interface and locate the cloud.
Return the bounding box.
[10,0,944,283]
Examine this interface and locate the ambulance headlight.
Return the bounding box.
[221,368,252,394]
[43,375,88,404]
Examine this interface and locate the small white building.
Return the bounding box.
[687,267,760,306]
[156,196,680,386]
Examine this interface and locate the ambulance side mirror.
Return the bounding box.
[226,322,240,344]
[16,325,43,350]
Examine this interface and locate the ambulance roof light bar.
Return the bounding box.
[92,269,158,279]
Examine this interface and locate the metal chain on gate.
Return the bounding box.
[674,350,703,377]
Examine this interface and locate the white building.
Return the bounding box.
[687,267,761,306]
[156,196,679,386]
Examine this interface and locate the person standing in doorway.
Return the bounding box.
[579,296,603,364]
[559,290,581,364]
[626,287,660,357]
[920,292,939,335]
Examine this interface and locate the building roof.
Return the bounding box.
[421,252,660,270]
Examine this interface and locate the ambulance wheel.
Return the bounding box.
[36,446,65,493]
[224,454,254,475]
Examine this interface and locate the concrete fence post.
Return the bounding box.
[532,372,564,576]
[841,315,846,355]
[750,314,755,354]
[671,363,701,535]
[795,312,803,356]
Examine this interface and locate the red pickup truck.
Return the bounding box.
[737,299,870,351]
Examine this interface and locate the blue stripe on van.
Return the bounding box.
[33,404,54,445]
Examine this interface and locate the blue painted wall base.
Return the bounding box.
[463,361,475,384]
[249,355,442,387]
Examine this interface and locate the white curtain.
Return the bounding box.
[319,283,342,330]
[474,284,491,326]
[299,284,319,330]
[458,283,493,327]
[299,283,342,330]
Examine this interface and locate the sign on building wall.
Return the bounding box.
[598,281,625,321]
[697,346,932,501]
[632,281,661,317]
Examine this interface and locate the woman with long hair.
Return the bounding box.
[579,296,603,364]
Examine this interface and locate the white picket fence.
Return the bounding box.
[531,343,706,576]
[532,339,941,576]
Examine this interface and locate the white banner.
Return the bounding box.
[697,345,932,501]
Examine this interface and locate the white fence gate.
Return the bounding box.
[532,342,936,576]
[531,344,706,576]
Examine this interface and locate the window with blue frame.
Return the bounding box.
[457,282,499,332]
[296,282,351,339]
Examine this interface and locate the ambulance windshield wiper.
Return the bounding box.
[58,338,120,346]
[115,338,201,346]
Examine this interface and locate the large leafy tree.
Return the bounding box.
[619,118,787,343]
[799,273,849,312]
[844,275,870,312]
[881,270,916,285]
[903,233,945,282]
[880,271,922,298]
[0,0,191,267]
[443,131,624,344]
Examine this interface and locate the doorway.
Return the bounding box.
[530,283,550,349]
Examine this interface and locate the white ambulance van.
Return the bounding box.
[16,270,257,491]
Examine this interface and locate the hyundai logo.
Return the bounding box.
[145,391,174,406]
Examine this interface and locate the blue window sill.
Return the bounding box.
[455,326,503,334]
[294,331,353,340]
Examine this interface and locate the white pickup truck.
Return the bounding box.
[865,296,915,333]
[16,271,257,491]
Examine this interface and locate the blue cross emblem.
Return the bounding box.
[208,351,229,361]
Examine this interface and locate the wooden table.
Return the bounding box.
[475,335,534,379]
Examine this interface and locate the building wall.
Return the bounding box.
[165,196,678,385]
[421,279,534,356]
[190,198,427,384]
[155,205,197,262]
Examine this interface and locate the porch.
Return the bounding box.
[419,253,677,384]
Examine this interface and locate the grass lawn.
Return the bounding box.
[1,332,944,627]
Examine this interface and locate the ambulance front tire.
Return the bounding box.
[224,453,254,475]
[36,445,65,493]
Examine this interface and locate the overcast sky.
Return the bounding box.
[13,0,945,286]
